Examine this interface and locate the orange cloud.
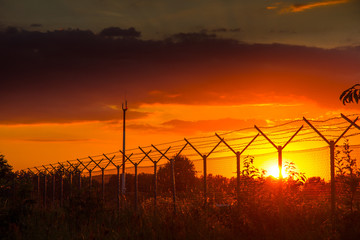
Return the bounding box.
[268,0,349,13]
[128,118,268,135]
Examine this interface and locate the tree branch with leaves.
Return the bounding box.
[340,84,360,105]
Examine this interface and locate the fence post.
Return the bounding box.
[278,146,283,179]
[101,168,105,202]
[48,165,57,207]
[42,166,48,208]
[88,156,107,201]
[37,175,41,207]
[117,166,121,211]
[52,174,56,205]
[170,158,176,214]
[216,133,259,208]
[69,172,73,197]
[255,124,303,237]
[27,168,36,201]
[202,155,207,204]
[103,153,123,211]
[124,151,146,212]
[150,145,180,214]
[142,146,172,214]
[154,161,157,211]
[60,173,63,207]
[185,138,222,206]
[77,158,96,197]
[44,173,47,208]
[330,140,336,227]
[236,152,241,205]
[34,168,42,207]
[78,171,81,190]
[134,164,138,212]
[277,145,284,235]
[304,115,358,231]
[100,157,114,203]
[89,169,92,195]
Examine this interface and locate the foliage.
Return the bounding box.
[340,84,360,105]
[0,154,13,178]
[1,154,35,238]
[335,139,360,213]
[0,154,15,199]
[284,161,307,185]
[207,174,234,205]
[157,155,197,194]
[4,152,360,239]
[336,139,359,176]
[241,155,266,179]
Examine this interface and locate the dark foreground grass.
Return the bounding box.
[3,196,360,240]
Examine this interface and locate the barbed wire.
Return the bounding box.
[24,113,360,174]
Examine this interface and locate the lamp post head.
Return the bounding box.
[122,101,128,111]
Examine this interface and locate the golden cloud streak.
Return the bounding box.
[268,0,349,13]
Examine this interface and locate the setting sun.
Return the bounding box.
[266,165,288,178]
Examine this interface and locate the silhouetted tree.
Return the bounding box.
[157,155,197,194]
[0,154,15,198]
[0,154,13,178]
[340,84,360,105]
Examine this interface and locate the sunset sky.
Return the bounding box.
[1,0,360,176]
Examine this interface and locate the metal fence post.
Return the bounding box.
[304,115,358,231]
[154,161,157,211]
[216,133,259,207]
[60,173,63,207]
[170,158,176,214]
[185,138,222,206]
[134,164,138,212]
[117,166,121,211]
[330,140,336,227]
[202,155,207,204]
[101,168,105,202]
[236,151,241,205]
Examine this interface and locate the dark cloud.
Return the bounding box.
[166,32,218,42]
[212,28,228,33]
[4,26,19,34]
[210,28,242,33]
[30,24,42,28]
[269,29,296,34]
[99,27,141,38]
[229,28,241,32]
[0,98,149,124]
[0,27,359,124]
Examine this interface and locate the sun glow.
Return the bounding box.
[266,165,288,178]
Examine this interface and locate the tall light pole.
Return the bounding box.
[122,101,128,195]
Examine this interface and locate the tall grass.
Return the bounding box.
[4,192,359,240]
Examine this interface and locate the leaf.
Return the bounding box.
[343,92,350,104]
[340,89,348,101]
[349,92,354,103]
[345,92,352,104]
[355,89,360,103]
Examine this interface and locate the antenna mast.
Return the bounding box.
[122,100,128,195]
